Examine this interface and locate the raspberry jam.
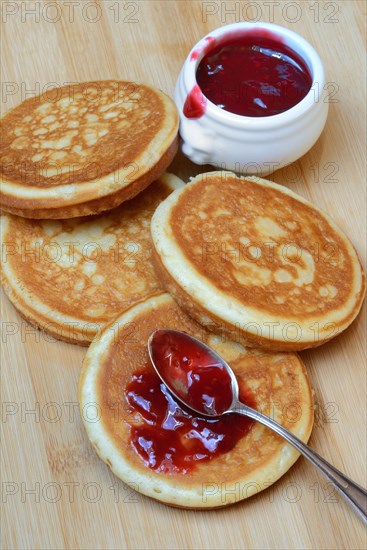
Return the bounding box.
[195,31,312,117]
[125,331,254,473]
[183,84,207,119]
[150,330,233,415]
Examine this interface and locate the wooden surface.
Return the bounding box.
[1,1,366,549]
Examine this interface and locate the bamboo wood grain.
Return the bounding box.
[1,1,366,549]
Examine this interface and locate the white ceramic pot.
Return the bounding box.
[174,22,328,176]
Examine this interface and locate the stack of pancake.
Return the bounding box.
[1,82,365,509]
[1,81,180,343]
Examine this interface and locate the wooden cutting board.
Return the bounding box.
[1,1,366,548]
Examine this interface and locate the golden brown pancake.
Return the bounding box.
[78,293,313,509]
[151,171,365,351]
[0,81,178,218]
[0,174,184,345]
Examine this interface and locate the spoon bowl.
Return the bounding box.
[148,328,239,417]
[148,328,367,523]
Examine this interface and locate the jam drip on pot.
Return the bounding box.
[183,84,207,119]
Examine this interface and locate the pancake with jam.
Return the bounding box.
[78,292,314,509]
[0,80,178,218]
[0,174,184,345]
[151,171,365,352]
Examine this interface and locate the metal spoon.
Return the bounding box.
[148,329,367,523]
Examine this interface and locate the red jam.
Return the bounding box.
[190,36,216,61]
[150,330,233,415]
[125,364,254,473]
[183,84,207,119]
[195,31,312,117]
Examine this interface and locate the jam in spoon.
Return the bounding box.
[148,329,367,523]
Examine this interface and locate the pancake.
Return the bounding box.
[0,173,184,345]
[78,293,313,509]
[0,81,178,218]
[151,171,365,352]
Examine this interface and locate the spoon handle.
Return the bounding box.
[233,403,367,524]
